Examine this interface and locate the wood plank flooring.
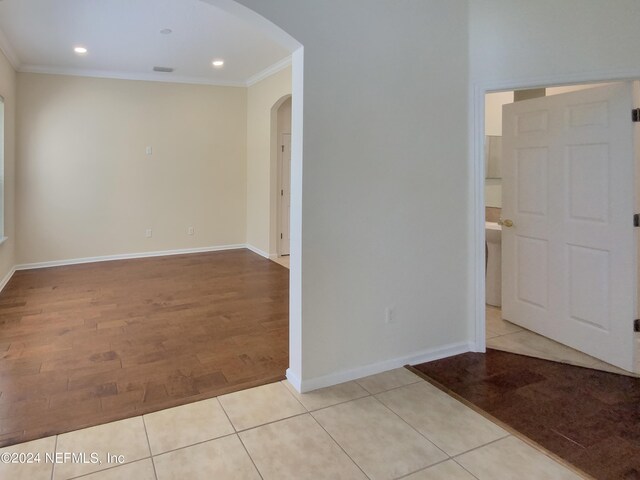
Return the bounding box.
[0,249,289,447]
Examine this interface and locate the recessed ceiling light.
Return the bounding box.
[74,46,88,55]
[160,28,172,35]
[212,60,224,68]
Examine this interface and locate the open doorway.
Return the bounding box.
[273,95,292,267]
[482,82,640,376]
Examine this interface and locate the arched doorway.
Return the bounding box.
[200,0,304,391]
[271,95,292,258]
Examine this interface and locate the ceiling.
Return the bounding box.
[0,0,291,86]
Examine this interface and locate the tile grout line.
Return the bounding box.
[286,375,422,417]
[236,433,264,480]
[233,411,308,434]
[58,418,154,479]
[149,411,316,460]
[451,457,482,480]
[394,457,479,480]
[215,396,237,433]
[354,377,415,395]
[151,432,238,459]
[393,458,459,480]
[282,385,373,414]
[67,457,155,479]
[275,379,311,412]
[485,330,522,341]
[141,415,159,480]
[367,373,516,478]
[304,392,372,412]
[368,394,450,461]
[50,435,58,480]
[450,434,511,460]
[307,411,372,480]
[214,396,266,480]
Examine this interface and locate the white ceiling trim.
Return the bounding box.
[246,56,291,87]
[0,26,20,69]
[19,56,292,88]
[18,64,248,88]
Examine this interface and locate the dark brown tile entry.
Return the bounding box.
[413,349,640,480]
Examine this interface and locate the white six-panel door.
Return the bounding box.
[501,83,637,371]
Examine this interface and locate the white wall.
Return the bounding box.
[246,66,291,256]
[16,73,247,264]
[470,0,640,363]
[0,50,15,283]
[470,0,640,86]
[236,0,470,387]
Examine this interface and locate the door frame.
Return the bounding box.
[276,133,291,257]
[270,94,292,258]
[470,70,640,356]
[277,132,292,256]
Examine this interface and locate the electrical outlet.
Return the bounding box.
[187,227,195,236]
[146,146,153,155]
[145,228,152,238]
[385,306,396,324]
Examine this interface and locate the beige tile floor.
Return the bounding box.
[486,305,638,377]
[0,367,585,480]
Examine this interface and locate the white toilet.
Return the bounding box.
[485,222,502,307]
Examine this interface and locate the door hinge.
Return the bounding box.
[281,233,283,239]
[635,319,640,333]
[282,145,285,152]
[281,189,284,196]
[635,214,640,227]
[633,108,640,122]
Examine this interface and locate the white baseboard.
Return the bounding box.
[470,340,487,353]
[0,266,16,294]
[245,244,270,259]
[285,368,302,392]
[15,244,248,271]
[298,341,471,393]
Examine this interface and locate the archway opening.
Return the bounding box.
[200,0,304,391]
[270,94,292,259]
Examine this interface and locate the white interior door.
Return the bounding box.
[501,83,637,371]
[279,133,291,255]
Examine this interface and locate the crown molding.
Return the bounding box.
[18,57,293,88]
[0,26,20,69]
[18,64,248,88]
[246,56,292,87]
